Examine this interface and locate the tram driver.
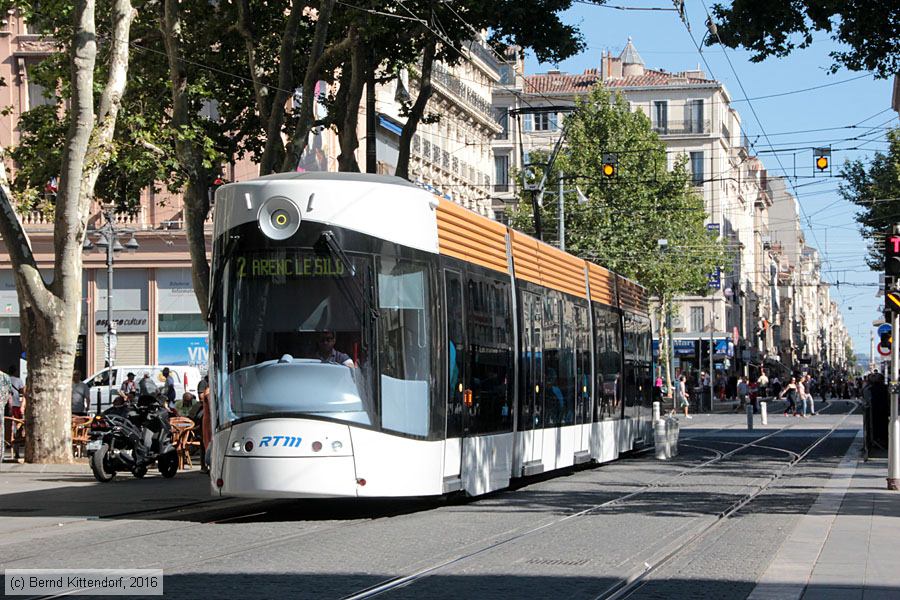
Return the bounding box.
[315,330,355,368]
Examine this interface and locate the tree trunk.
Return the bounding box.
[395,40,436,180]
[183,183,210,318]
[337,42,366,172]
[22,303,79,462]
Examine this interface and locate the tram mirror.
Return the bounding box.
[258,196,301,240]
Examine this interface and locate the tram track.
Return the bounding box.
[17,400,859,600]
[336,400,859,600]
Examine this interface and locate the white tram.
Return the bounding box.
[208,172,653,498]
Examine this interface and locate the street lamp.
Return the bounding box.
[83,206,139,413]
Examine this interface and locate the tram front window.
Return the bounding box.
[222,250,376,425]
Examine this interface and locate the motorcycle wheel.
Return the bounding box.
[90,444,116,483]
[158,453,178,479]
[132,466,148,479]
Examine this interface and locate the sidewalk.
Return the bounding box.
[749,433,900,599]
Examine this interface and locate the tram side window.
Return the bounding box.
[543,294,562,428]
[574,304,591,424]
[519,290,541,431]
[559,300,577,426]
[465,273,513,434]
[446,272,465,439]
[623,313,639,420]
[377,256,432,437]
[593,303,622,421]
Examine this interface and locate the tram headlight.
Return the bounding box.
[331,441,343,452]
[258,195,301,241]
[231,441,241,452]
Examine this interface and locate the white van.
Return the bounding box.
[84,365,202,413]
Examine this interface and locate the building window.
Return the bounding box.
[686,99,704,133]
[413,134,421,155]
[653,101,668,133]
[423,139,431,160]
[494,107,509,140]
[534,112,558,131]
[494,155,509,192]
[25,60,55,110]
[498,64,514,85]
[690,306,705,333]
[690,151,704,186]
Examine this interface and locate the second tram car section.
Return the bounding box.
[207,172,653,499]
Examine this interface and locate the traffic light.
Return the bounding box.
[886,234,900,276]
[814,147,830,172]
[601,153,618,178]
[887,289,900,313]
[881,330,893,353]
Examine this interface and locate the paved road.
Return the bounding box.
[0,401,879,600]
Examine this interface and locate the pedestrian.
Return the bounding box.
[797,376,809,418]
[803,374,816,415]
[757,370,769,399]
[119,371,138,399]
[161,367,177,408]
[71,369,91,416]
[736,376,749,412]
[196,375,210,473]
[779,377,798,416]
[6,364,23,421]
[675,374,692,419]
[138,371,158,396]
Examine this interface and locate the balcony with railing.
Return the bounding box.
[652,119,711,136]
[464,40,501,75]
[431,63,493,120]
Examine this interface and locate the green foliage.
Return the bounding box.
[710,0,900,77]
[509,85,727,300]
[838,129,900,269]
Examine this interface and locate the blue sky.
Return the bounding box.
[523,0,896,362]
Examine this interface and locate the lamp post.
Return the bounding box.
[83,206,139,413]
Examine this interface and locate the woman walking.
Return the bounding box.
[779,376,799,417]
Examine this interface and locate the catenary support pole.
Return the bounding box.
[558,173,565,252]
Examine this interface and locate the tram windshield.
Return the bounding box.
[220,248,376,425]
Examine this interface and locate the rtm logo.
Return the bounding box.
[259,435,302,448]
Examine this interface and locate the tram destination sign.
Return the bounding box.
[236,254,349,279]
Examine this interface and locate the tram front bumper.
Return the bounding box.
[220,454,360,498]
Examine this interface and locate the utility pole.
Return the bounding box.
[709,321,714,413]
[558,172,565,252]
[885,227,900,489]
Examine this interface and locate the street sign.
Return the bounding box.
[878,344,892,357]
[879,323,893,337]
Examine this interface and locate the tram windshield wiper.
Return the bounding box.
[314,231,378,324]
[207,234,240,322]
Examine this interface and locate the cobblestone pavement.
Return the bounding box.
[0,401,865,600]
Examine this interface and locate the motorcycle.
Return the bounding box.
[87,394,178,482]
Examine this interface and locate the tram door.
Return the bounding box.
[574,305,591,453]
[521,291,544,464]
[444,271,466,481]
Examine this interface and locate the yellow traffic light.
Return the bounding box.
[813,147,831,173]
[601,153,618,178]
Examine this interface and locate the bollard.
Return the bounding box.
[746,403,754,431]
[654,417,668,460]
[761,401,768,425]
[652,401,661,425]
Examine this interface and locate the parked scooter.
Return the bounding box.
[87,394,178,482]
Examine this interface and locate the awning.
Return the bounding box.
[378,115,403,136]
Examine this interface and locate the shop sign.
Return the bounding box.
[94,310,149,332]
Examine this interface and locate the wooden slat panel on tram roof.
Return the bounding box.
[616,274,649,316]
[587,262,616,306]
[509,229,588,298]
[436,199,509,274]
